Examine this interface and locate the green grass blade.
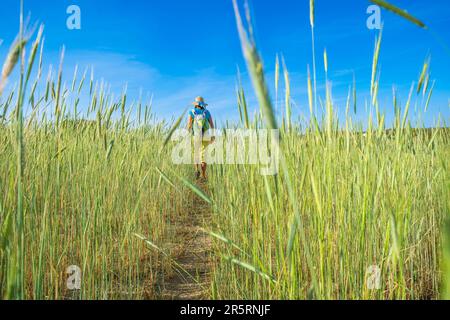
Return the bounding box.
[370,0,427,29]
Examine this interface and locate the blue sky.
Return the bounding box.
[0,0,449,127]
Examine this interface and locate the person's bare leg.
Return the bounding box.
[201,162,207,179]
[194,164,200,179]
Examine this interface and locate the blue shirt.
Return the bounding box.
[189,107,211,122]
[189,107,211,135]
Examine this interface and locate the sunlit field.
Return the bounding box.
[0,0,449,300]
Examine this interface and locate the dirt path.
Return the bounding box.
[156,181,212,300]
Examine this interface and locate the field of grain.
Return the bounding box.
[0,0,449,300]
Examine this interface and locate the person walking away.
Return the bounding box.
[187,96,214,180]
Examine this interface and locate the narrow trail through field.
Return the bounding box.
[156,181,212,300]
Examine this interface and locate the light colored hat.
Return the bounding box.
[192,96,208,108]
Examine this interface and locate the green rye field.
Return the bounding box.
[0,0,449,300]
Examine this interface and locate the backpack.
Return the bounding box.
[192,109,209,136]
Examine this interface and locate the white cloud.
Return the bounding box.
[41,49,249,124]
